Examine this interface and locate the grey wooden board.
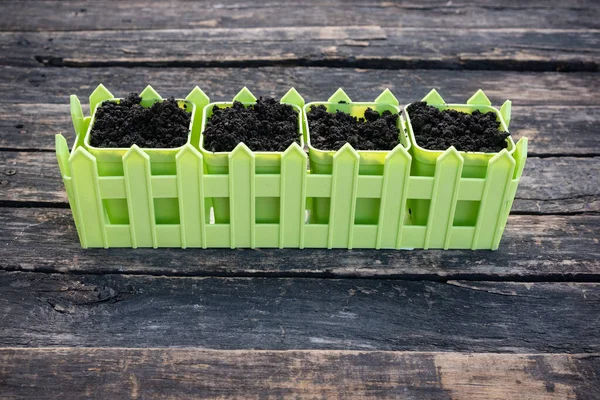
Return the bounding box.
[0,67,599,155]
[0,348,598,399]
[1,0,599,31]
[2,151,599,214]
[1,271,599,352]
[1,67,597,106]
[1,211,599,279]
[3,27,599,71]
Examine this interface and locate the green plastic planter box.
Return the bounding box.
[56,86,527,250]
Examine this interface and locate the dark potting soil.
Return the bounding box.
[406,102,510,153]
[307,105,400,151]
[202,97,299,152]
[89,93,191,149]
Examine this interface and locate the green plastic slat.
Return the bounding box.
[176,145,206,249]
[56,134,86,245]
[500,100,512,129]
[471,150,516,250]
[328,144,360,249]
[123,145,157,248]
[513,137,528,180]
[374,89,399,107]
[185,86,210,152]
[68,147,107,248]
[89,84,114,113]
[376,145,411,249]
[229,143,255,248]
[425,147,463,249]
[55,134,70,178]
[70,95,85,137]
[281,87,305,109]
[185,86,210,111]
[421,89,445,105]
[279,143,307,248]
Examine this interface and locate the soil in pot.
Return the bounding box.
[307,105,400,151]
[202,97,299,152]
[406,101,510,153]
[89,93,191,149]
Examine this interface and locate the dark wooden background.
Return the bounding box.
[0,0,599,398]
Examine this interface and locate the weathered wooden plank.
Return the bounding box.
[2,103,598,156]
[1,0,598,31]
[2,151,598,214]
[0,271,599,352]
[4,27,598,71]
[0,349,597,400]
[0,209,598,279]
[1,67,598,108]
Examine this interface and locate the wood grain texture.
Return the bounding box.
[2,66,598,107]
[1,271,599,352]
[1,0,598,31]
[1,210,599,279]
[0,348,598,400]
[2,151,599,214]
[0,67,599,154]
[4,27,599,71]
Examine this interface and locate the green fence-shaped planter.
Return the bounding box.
[56,86,527,250]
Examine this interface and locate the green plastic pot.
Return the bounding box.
[304,88,410,226]
[404,89,527,244]
[70,84,209,232]
[199,87,305,225]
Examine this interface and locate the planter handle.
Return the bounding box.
[500,100,512,129]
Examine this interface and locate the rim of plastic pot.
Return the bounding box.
[303,88,411,168]
[404,89,515,167]
[75,84,210,164]
[198,87,306,168]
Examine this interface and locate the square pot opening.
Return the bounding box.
[304,101,409,175]
[199,101,305,175]
[83,97,197,176]
[405,103,515,179]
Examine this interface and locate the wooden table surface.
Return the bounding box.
[1,0,599,398]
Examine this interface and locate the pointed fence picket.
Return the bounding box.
[68,147,107,248]
[123,145,157,248]
[279,143,307,248]
[176,145,206,249]
[229,144,256,249]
